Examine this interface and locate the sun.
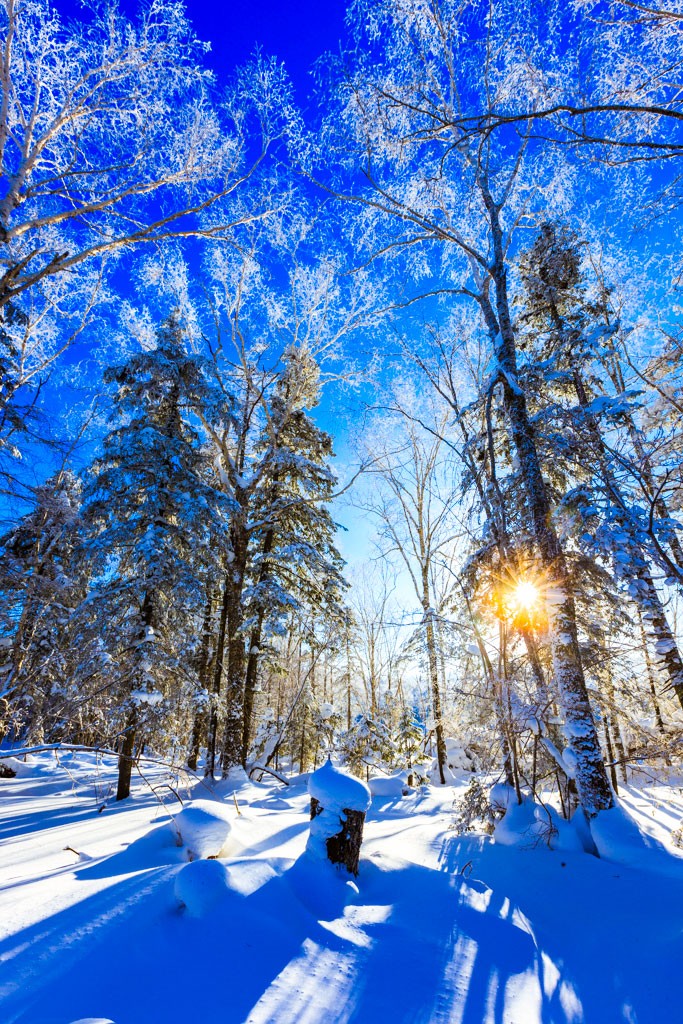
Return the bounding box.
[485,568,548,631]
[511,579,540,614]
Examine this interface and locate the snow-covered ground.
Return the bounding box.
[1,752,683,1024]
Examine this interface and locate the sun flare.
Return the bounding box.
[512,579,540,613]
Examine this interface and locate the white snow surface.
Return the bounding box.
[1,750,683,1023]
[367,772,409,798]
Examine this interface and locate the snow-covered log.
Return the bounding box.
[171,800,233,860]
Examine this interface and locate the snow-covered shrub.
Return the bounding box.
[451,777,496,835]
[338,710,395,776]
[394,705,425,768]
[311,701,342,755]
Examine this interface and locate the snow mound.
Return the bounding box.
[287,852,360,920]
[493,796,584,852]
[368,773,409,798]
[428,762,461,786]
[174,858,232,916]
[308,760,371,813]
[171,800,233,860]
[445,737,475,771]
[591,802,683,873]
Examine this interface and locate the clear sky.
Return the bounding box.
[58,0,349,101]
[184,0,348,101]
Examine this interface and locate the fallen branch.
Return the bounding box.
[248,764,290,786]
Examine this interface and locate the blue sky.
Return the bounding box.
[60,0,349,100]
[185,0,348,100]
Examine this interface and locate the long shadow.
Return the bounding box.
[242,819,309,856]
[0,804,100,842]
[0,846,365,1024]
[5,821,683,1024]
[440,832,683,1024]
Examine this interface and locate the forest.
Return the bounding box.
[1,1,683,1022]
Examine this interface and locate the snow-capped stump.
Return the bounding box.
[170,800,233,860]
[307,760,371,876]
[174,858,231,917]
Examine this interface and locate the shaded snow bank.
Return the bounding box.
[591,801,683,874]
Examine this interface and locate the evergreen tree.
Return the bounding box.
[0,470,83,743]
[80,313,226,799]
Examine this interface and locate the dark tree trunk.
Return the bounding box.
[187,714,204,773]
[188,585,215,771]
[423,593,447,784]
[221,519,249,773]
[116,708,137,801]
[241,525,276,766]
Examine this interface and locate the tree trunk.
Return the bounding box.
[479,185,613,815]
[424,602,447,784]
[633,565,683,710]
[241,525,275,766]
[221,521,249,773]
[207,576,230,777]
[116,707,137,801]
[188,585,215,771]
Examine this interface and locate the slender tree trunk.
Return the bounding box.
[570,365,683,711]
[603,717,618,793]
[423,597,447,785]
[188,585,215,771]
[633,565,683,709]
[639,614,668,739]
[116,707,137,801]
[241,526,276,766]
[221,521,249,773]
[345,612,352,731]
[207,576,230,777]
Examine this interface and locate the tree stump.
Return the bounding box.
[307,760,371,876]
[310,796,366,876]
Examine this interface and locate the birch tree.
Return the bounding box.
[318,0,615,813]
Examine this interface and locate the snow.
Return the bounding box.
[2,752,683,1023]
[368,772,409,798]
[493,795,586,853]
[590,801,682,873]
[170,799,234,859]
[174,858,232,915]
[308,759,371,813]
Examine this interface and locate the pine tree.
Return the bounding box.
[81,313,226,799]
[518,223,683,712]
[0,470,83,743]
